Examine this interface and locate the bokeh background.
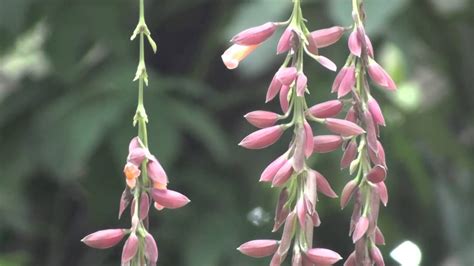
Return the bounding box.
[1,0,473,265]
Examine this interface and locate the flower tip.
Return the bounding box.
[221,54,239,70]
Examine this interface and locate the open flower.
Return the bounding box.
[221,44,259,69]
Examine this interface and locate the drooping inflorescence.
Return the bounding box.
[222,0,370,264]
[332,0,395,265]
[81,0,189,265]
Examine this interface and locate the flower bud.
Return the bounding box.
[121,233,139,264]
[231,22,278,45]
[239,125,285,149]
[345,107,357,123]
[238,239,279,258]
[278,212,296,260]
[266,76,283,102]
[377,182,388,206]
[325,118,365,136]
[332,67,348,93]
[348,30,361,57]
[127,147,148,166]
[151,188,190,209]
[222,44,259,70]
[147,156,168,184]
[368,59,397,91]
[303,121,314,158]
[140,192,150,220]
[313,170,337,198]
[305,248,343,265]
[245,110,280,128]
[128,137,142,152]
[364,110,378,154]
[375,226,386,245]
[341,180,358,209]
[344,251,356,266]
[260,155,287,183]
[273,188,290,232]
[272,159,293,187]
[308,100,343,118]
[277,27,294,54]
[313,135,343,153]
[352,216,369,243]
[296,197,307,228]
[279,85,291,113]
[368,96,385,126]
[81,229,126,249]
[337,66,356,98]
[118,188,132,219]
[340,140,358,169]
[370,246,385,266]
[315,55,337,72]
[310,26,345,48]
[296,73,308,96]
[276,67,298,86]
[367,165,387,183]
[144,232,159,264]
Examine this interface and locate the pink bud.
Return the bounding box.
[266,76,283,102]
[369,141,387,167]
[340,140,358,169]
[348,30,362,57]
[341,180,358,209]
[260,155,287,182]
[364,110,378,154]
[118,189,132,219]
[277,27,294,54]
[368,59,397,90]
[231,22,278,45]
[147,156,168,184]
[314,170,337,198]
[144,232,159,263]
[238,239,279,258]
[375,226,386,245]
[308,100,343,118]
[82,229,126,249]
[245,110,280,128]
[121,233,139,264]
[296,73,308,96]
[332,67,348,93]
[293,125,305,172]
[128,137,142,152]
[303,121,314,158]
[296,197,307,228]
[325,118,365,136]
[313,135,343,153]
[316,55,337,72]
[306,32,319,55]
[239,125,284,149]
[279,85,291,113]
[310,26,345,48]
[140,192,150,220]
[278,212,296,260]
[272,159,293,187]
[222,44,259,70]
[127,147,147,166]
[345,107,357,123]
[270,252,283,266]
[337,66,355,98]
[344,251,356,266]
[370,246,385,266]
[367,165,387,183]
[276,67,298,86]
[377,182,388,206]
[151,188,190,209]
[368,96,385,126]
[352,216,369,242]
[305,248,343,265]
[273,188,290,232]
[365,34,375,58]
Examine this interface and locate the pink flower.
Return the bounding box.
[260,155,287,183]
[231,22,278,45]
[296,72,308,96]
[273,188,290,232]
[310,26,345,48]
[325,118,365,136]
[127,147,147,166]
[348,30,361,57]
[272,159,293,187]
[305,248,343,265]
[340,139,358,169]
[368,96,386,126]
[222,44,259,70]
[367,59,397,90]
[239,125,285,149]
[308,100,343,118]
[367,165,387,183]
[315,55,337,72]
[303,121,314,158]
[277,27,294,54]
[377,182,389,206]
[144,232,159,264]
[245,110,280,128]
[121,233,139,264]
[279,85,291,113]
[313,135,343,153]
[337,66,356,98]
[340,180,358,209]
[276,67,298,85]
[313,170,337,198]
[81,229,126,249]
[375,226,386,245]
[238,240,279,258]
[352,216,369,243]
[147,156,168,184]
[370,246,385,266]
[151,188,190,209]
[332,67,348,93]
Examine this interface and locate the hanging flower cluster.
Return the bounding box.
[222,0,369,264]
[329,0,395,265]
[81,0,189,265]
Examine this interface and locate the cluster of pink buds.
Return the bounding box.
[328,0,395,265]
[222,0,371,264]
[82,0,189,264]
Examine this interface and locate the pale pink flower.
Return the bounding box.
[151,188,190,209]
[279,85,291,113]
[337,66,356,98]
[332,67,348,93]
[352,216,369,242]
[147,156,168,184]
[277,27,294,54]
[370,246,385,266]
[121,233,139,264]
[375,226,386,245]
[231,22,278,45]
[340,180,358,209]
[222,44,259,70]
[310,26,345,48]
[348,30,361,57]
[316,55,337,72]
[238,239,279,258]
[276,67,298,85]
[313,135,343,153]
[314,171,337,198]
[244,110,280,128]
[325,118,365,136]
[272,159,293,187]
[81,229,126,249]
[367,59,397,90]
[376,182,388,206]
[340,140,358,169]
[239,125,285,149]
[368,95,386,126]
[260,155,288,183]
[144,232,159,264]
[305,248,343,265]
[308,100,343,118]
[296,73,308,96]
[303,121,314,158]
[367,165,387,183]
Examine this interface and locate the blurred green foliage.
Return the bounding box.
[0,0,473,265]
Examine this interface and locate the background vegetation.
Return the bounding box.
[0,0,473,265]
